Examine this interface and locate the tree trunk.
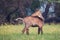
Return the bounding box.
[43,2,51,19]
[55,3,60,17]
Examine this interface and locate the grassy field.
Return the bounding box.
[0,23,60,40]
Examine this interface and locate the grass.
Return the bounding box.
[0,23,60,40]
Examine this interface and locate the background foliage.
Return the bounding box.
[0,0,60,24]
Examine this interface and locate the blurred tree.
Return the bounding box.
[43,2,51,19]
[30,0,40,12]
[42,0,60,18]
[0,0,33,24]
[55,2,60,17]
[0,0,60,24]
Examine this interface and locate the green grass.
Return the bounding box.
[0,23,60,40]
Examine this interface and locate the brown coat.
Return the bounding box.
[31,10,44,21]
